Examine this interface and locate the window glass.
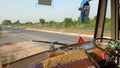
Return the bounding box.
[0,0,99,65]
[103,0,111,38]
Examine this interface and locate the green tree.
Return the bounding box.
[24,21,33,25]
[1,20,12,25]
[49,20,55,25]
[105,17,111,23]
[0,26,2,31]
[76,17,80,24]
[14,20,20,25]
[39,18,45,24]
[94,16,97,20]
[62,18,73,27]
[48,20,57,27]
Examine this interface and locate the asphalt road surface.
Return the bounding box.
[0,27,93,46]
[0,27,94,68]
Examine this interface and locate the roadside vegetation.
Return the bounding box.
[0,16,111,33]
[0,27,2,31]
[0,25,3,36]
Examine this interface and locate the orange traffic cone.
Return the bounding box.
[77,36,85,43]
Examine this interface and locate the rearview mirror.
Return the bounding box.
[38,0,52,6]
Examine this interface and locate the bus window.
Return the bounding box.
[103,0,111,38]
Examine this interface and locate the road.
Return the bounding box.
[0,27,94,68]
[0,27,93,46]
[0,27,93,60]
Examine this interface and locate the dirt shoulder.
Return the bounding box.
[0,41,49,64]
[26,28,94,38]
[26,28,110,38]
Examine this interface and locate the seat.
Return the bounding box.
[30,50,97,68]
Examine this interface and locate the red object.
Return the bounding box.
[77,36,85,43]
[101,52,105,60]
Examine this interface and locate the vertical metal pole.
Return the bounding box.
[116,0,119,40]
[0,55,2,68]
[94,0,108,39]
[111,0,119,40]
[111,0,117,40]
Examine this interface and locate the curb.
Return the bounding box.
[26,28,94,38]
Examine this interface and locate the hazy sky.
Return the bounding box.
[0,0,99,23]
